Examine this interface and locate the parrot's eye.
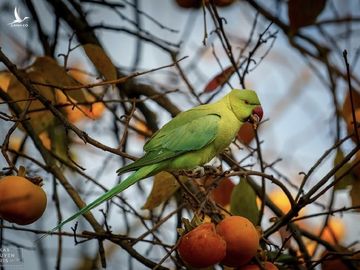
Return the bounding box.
[244,100,249,105]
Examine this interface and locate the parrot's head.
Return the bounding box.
[229,89,263,125]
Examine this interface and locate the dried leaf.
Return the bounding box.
[30,56,87,104]
[133,120,152,139]
[278,225,292,248]
[83,44,117,82]
[7,71,55,134]
[175,0,203,8]
[142,171,188,210]
[210,178,235,207]
[342,90,360,120]
[203,66,235,93]
[333,149,355,190]
[230,178,259,225]
[288,0,327,32]
[237,122,256,145]
[342,91,360,142]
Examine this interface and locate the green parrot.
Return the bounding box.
[47,89,263,233]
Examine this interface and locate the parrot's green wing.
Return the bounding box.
[144,112,220,151]
[143,106,215,151]
[117,113,220,174]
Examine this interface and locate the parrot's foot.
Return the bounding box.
[184,166,205,178]
[183,165,221,178]
[203,165,221,175]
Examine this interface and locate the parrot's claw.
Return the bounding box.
[184,166,205,178]
[203,165,221,175]
[184,165,220,178]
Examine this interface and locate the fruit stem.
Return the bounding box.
[17,166,26,177]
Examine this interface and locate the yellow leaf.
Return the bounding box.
[0,71,11,92]
[83,44,117,82]
[7,71,55,134]
[8,136,23,152]
[142,171,188,210]
[30,56,87,103]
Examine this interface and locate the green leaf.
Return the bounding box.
[48,125,71,161]
[267,251,298,264]
[230,178,259,225]
[333,149,355,190]
[142,172,188,210]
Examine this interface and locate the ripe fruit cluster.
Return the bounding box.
[178,216,272,268]
[0,175,47,225]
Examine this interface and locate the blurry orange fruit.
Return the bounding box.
[267,190,306,217]
[66,101,105,123]
[319,218,345,245]
[178,222,226,268]
[269,190,292,214]
[216,216,259,267]
[55,89,105,123]
[0,176,47,225]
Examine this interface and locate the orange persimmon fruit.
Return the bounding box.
[178,222,226,268]
[216,216,259,267]
[0,176,47,225]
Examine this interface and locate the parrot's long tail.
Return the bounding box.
[37,165,159,241]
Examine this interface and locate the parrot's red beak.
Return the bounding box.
[249,106,263,126]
